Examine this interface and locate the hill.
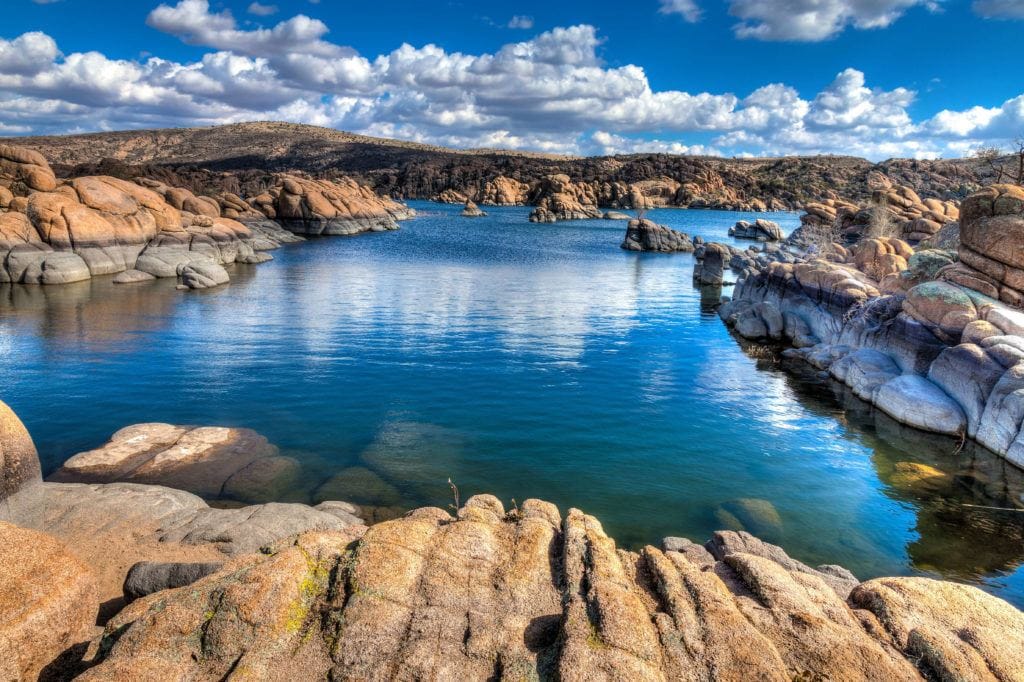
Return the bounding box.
[4,122,989,208]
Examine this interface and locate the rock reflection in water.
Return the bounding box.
[756,345,1024,586]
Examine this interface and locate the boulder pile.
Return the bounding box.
[528,174,603,223]
[270,175,414,235]
[0,146,414,290]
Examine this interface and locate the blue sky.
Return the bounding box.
[2,0,1023,159]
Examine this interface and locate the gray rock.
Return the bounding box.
[874,374,966,436]
[112,269,157,284]
[123,561,224,602]
[178,260,229,289]
[707,530,859,598]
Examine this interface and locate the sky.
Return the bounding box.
[1,0,1023,160]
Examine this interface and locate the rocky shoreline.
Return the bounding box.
[704,183,1024,470]
[2,399,1024,680]
[0,145,414,291]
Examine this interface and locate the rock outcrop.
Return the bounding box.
[0,399,41,499]
[271,175,415,235]
[49,422,299,501]
[719,185,1024,467]
[620,218,694,252]
[0,147,286,290]
[432,188,467,204]
[460,199,486,217]
[79,495,1024,681]
[476,176,529,206]
[944,184,1024,307]
[528,174,602,223]
[0,521,99,682]
[729,218,784,241]
[798,183,959,244]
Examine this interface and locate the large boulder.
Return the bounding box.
[50,423,292,499]
[694,242,731,284]
[955,184,1024,306]
[476,176,529,206]
[0,521,99,682]
[0,399,41,500]
[0,144,58,195]
[272,175,413,235]
[729,218,783,241]
[620,218,694,252]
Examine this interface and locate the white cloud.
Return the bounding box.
[507,15,534,29]
[247,2,278,16]
[973,0,1024,17]
[728,0,937,41]
[659,0,702,22]
[0,7,1020,161]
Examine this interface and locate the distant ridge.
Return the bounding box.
[2,121,989,206]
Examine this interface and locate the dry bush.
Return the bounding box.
[865,198,899,239]
[798,221,843,258]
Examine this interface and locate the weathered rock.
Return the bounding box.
[50,423,280,498]
[955,184,1024,305]
[79,497,1022,681]
[460,199,486,217]
[0,399,42,500]
[620,218,694,252]
[476,175,529,206]
[0,521,98,682]
[874,375,967,436]
[1,481,365,611]
[851,577,1024,681]
[272,175,413,235]
[527,174,602,222]
[729,218,783,241]
[694,242,730,284]
[177,258,229,289]
[122,561,224,602]
[111,268,156,284]
[0,143,58,195]
[432,188,467,204]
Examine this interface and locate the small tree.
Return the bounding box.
[973,138,1024,186]
[865,196,898,239]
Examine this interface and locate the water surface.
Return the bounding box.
[2,201,1023,605]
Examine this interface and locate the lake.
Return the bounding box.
[2,200,1023,606]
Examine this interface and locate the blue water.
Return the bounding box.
[2,201,1023,605]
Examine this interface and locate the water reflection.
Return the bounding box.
[760,349,1024,587]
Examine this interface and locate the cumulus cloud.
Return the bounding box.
[659,0,702,22]
[247,2,278,16]
[0,3,1020,160]
[973,0,1024,17]
[507,15,534,29]
[729,0,937,41]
